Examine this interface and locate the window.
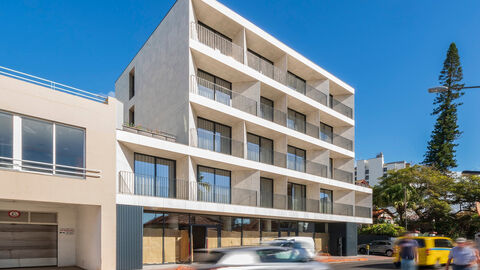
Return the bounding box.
[287,109,306,133]
[129,68,135,99]
[197,69,232,106]
[247,133,273,165]
[134,153,176,198]
[260,177,273,208]
[259,97,274,121]
[197,118,231,155]
[365,169,370,174]
[55,124,85,176]
[366,175,369,180]
[197,166,231,204]
[320,189,333,214]
[22,117,53,173]
[287,71,306,94]
[129,106,135,126]
[329,94,334,109]
[288,182,306,211]
[320,122,333,143]
[247,49,274,78]
[287,145,306,172]
[434,239,453,248]
[0,112,13,167]
[329,158,334,178]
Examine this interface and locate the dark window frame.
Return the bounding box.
[134,153,177,198]
[197,117,232,155]
[287,145,306,172]
[246,132,274,165]
[198,21,232,42]
[197,164,232,204]
[259,96,274,122]
[260,177,274,208]
[247,49,274,66]
[287,108,306,134]
[129,68,135,100]
[287,71,306,94]
[287,182,306,211]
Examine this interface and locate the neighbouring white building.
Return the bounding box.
[355,153,409,186]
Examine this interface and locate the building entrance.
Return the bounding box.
[191,225,220,262]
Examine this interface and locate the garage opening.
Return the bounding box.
[0,211,58,269]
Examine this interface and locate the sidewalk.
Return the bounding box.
[316,255,393,263]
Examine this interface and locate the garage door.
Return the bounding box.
[0,224,57,268]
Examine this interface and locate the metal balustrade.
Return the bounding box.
[0,156,100,178]
[333,168,354,184]
[333,203,354,216]
[333,134,353,151]
[331,97,353,118]
[190,128,244,158]
[0,66,108,103]
[191,22,244,63]
[355,206,372,218]
[119,172,362,217]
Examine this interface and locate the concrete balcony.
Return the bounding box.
[190,75,353,152]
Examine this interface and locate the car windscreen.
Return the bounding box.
[257,249,309,263]
[193,251,226,264]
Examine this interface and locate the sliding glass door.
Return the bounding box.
[197,166,231,204]
[134,153,176,198]
[197,118,232,155]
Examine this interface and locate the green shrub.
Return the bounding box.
[359,223,406,237]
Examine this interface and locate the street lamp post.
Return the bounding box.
[428,85,480,93]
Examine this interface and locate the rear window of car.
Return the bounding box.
[257,249,308,263]
[435,239,453,248]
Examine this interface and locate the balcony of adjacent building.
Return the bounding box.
[189,20,354,121]
[189,72,353,153]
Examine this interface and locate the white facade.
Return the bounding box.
[115,0,372,262]
[355,153,408,186]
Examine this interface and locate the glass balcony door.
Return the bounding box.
[287,71,306,95]
[0,112,13,168]
[287,108,306,134]
[197,166,231,204]
[134,153,176,198]
[320,189,333,214]
[288,183,306,211]
[259,97,274,121]
[197,69,232,106]
[247,133,273,165]
[197,118,232,155]
[287,145,306,172]
[320,122,333,144]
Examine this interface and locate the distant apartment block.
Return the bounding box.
[355,153,409,186]
[115,0,371,268]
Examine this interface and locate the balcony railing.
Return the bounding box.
[190,23,353,119]
[0,156,100,178]
[119,172,362,217]
[0,66,108,103]
[355,206,372,218]
[191,22,244,64]
[190,128,244,158]
[191,75,353,151]
[333,168,354,184]
[330,97,353,118]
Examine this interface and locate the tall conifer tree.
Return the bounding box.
[423,43,464,171]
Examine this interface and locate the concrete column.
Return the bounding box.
[231,170,260,206]
[232,120,246,159]
[307,79,330,96]
[306,149,329,177]
[274,53,288,72]
[273,176,288,209]
[232,27,246,64]
[306,182,320,212]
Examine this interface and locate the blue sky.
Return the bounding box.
[1,0,479,171]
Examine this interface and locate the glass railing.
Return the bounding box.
[333,168,354,184]
[330,97,353,118]
[190,128,244,158]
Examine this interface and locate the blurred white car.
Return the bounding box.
[265,237,316,259]
[192,246,330,270]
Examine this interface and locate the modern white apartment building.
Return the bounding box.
[0,67,119,269]
[355,153,409,186]
[115,0,372,268]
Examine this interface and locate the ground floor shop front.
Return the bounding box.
[116,204,358,270]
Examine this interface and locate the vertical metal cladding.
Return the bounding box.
[117,204,143,270]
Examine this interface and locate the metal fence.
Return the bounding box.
[191,22,244,63]
[333,203,354,216]
[331,97,353,118]
[190,128,244,158]
[333,168,354,184]
[0,65,108,103]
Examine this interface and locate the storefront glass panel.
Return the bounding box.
[163,213,190,264]
[143,211,163,264]
[242,218,260,246]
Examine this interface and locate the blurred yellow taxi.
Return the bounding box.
[393,236,453,268]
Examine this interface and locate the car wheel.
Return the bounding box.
[385,250,393,257]
[359,248,366,254]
